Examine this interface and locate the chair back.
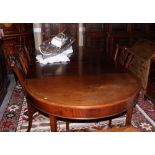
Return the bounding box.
[124,52,134,69]
[16,44,31,62]
[18,52,28,75]
[9,55,26,89]
[24,46,31,62]
[114,44,134,69]
[16,45,30,75]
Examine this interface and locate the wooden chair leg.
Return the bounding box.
[27,103,36,132]
[50,115,57,132]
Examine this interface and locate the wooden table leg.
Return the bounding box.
[66,121,69,131]
[108,119,112,128]
[50,115,57,132]
[125,106,134,126]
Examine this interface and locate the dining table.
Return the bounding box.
[25,46,140,132]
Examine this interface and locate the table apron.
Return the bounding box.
[27,95,134,120]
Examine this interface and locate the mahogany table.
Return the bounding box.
[25,47,140,132]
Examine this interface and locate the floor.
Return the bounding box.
[0,74,16,121]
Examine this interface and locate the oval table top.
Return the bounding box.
[25,47,140,120]
[25,73,139,119]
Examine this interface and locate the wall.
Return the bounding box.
[34,23,79,50]
[33,23,155,55]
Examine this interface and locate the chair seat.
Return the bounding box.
[96,125,141,132]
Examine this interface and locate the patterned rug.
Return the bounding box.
[0,83,155,132]
[0,84,24,132]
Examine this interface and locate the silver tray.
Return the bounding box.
[39,34,75,59]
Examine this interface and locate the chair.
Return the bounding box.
[9,56,37,130]
[9,56,69,132]
[109,48,138,129]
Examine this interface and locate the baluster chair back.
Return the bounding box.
[9,55,26,88]
[114,44,134,69]
[15,45,30,75]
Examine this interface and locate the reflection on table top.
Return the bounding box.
[27,46,125,78]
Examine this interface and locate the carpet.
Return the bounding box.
[1,84,155,132]
[0,83,24,132]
